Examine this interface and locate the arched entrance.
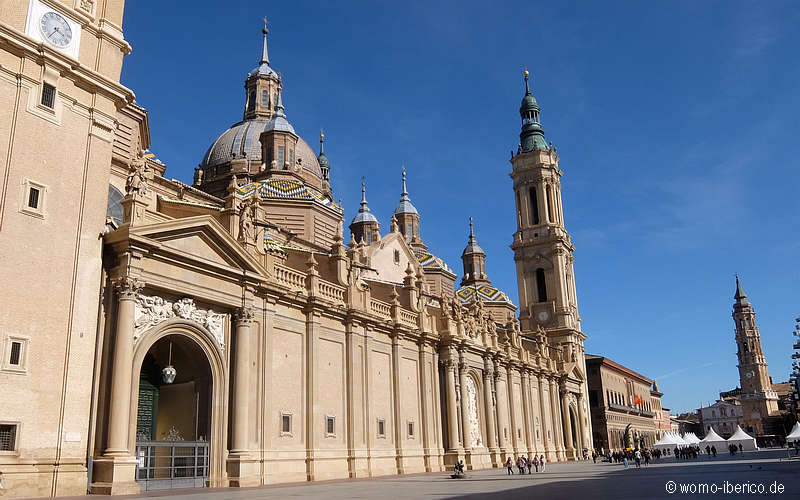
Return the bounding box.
[129,322,226,490]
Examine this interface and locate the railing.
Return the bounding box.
[274,264,307,291]
[318,281,346,303]
[135,440,209,490]
[399,309,418,327]
[370,298,392,318]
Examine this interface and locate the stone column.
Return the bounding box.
[105,277,142,456]
[560,388,574,459]
[576,392,587,453]
[506,365,518,454]
[494,359,510,457]
[458,357,471,453]
[537,375,552,459]
[549,378,565,461]
[417,338,432,472]
[443,358,461,454]
[520,369,533,457]
[432,349,444,470]
[391,331,405,473]
[482,359,498,464]
[231,307,254,454]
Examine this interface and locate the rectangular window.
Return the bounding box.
[407,421,414,438]
[0,424,17,452]
[326,416,335,437]
[41,83,56,109]
[261,90,269,107]
[377,419,386,438]
[27,187,40,209]
[9,342,22,365]
[277,146,285,167]
[280,413,292,435]
[289,149,294,166]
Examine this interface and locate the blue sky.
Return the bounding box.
[121,0,800,413]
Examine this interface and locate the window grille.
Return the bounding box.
[407,421,414,438]
[326,416,335,436]
[28,187,40,209]
[0,424,17,451]
[281,414,291,434]
[9,342,21,365]
[41,83,56,109]
[377,419,386,438]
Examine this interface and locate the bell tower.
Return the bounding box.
[732,276,779,434]
[509,71,582,343]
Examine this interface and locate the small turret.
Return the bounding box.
[349,182,380,244]
[394,168,425,250]
[460,217,490,287]
[518,70,548,153]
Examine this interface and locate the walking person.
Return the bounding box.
[518,456,526,475]
[526,456,532,474]
[634,449,642,469]
[711,445,717,457]
[533,455,539,472]
[505,457,514,475]
[540,454,546,472]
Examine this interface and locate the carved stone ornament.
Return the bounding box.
[465,377,482,448]
[79,0,95,14]
[125,149,149,196]
[234,306,255,325]
[134,294,227,350]
[162,425,184,442]
[114,276,144,299]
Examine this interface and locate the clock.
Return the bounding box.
[39,11,72,48]
[24,1,82,59]
[745,371,754,379]
[537,311,550,323]
[39,11,73,48]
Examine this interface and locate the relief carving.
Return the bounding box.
[465,377,482,448]
[134,294,227,350]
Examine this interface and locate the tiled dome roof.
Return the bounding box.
[415,250,452,273]
[456,284,514,305]
[238,178,339,210]
[199,120,322,180]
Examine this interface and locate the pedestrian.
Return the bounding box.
[592,451,597,463]
[506,456,514,475]
[526,456,532,474]
[533,455,539,472]
[623,453,629,469]
[540,454,546,472]
[705,445,710,457]
[738,443,743,453]
[634,449,641,469]
[711,445,717,457]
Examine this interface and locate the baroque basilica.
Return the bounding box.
[0,2,591,497]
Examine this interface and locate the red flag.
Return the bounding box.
[634,395,643,405]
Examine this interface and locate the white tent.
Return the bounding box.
[654,433,678,450]
[683,432,701,445]
[699,428,727,446]
[727,425,758,451]
[673,432,689,447]
[786,422,800,443]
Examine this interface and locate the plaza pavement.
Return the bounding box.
[40,449,800,500]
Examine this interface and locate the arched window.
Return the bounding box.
[535,268,547,302]
[261,89,269,107]
[545,184,553,222]
[516,193,522,227]
[528,187,540,225]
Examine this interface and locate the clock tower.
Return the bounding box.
[509,71,582,345]
[732,276,779,435]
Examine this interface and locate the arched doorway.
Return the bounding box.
[131,325,224,491]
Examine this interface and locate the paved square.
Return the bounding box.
[84,449,799,500]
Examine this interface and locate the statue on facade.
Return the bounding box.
[238,196,257,243]
[486,312,497,339]
[505,315,521,348]
[125,150,148,196]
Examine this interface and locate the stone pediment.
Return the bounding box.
[362,231,423,284]
[110,215,267,277]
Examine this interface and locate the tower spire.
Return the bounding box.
[734,274,748,302]
[518,68,547,153]
[317,129,330,181]
[260,17,270,65]
[349,179,379,244]
[401,167,408,196]
[524,68,531,95]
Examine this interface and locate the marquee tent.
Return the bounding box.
[727,425,758,451]
[683,432,701,445]
[786,422,800,443]
[699,428,727,445]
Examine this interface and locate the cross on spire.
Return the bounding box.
[260,17,270,64]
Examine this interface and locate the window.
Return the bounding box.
[545,184,554,222]
[518,428,522,439]
[280,413,292,435]
[27,187,40,209]
[504,428,508,439]
[261,90,269,107]
[528,187,540,225]
[407,223,413,240]
[3,337,28,372]
[377,419,386,438]
[277,146,285,167]
[247,91,256,112]
[407,421,414,438]
[325,416,335,437]
[41,83,56,109]
[394,250,400,264]
[535,268,547,302]
[289,149,294,166]
[20,179,47,218]
[0,424,17,452]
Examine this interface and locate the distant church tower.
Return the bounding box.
[509,71,582,341]
[732,276,779,434]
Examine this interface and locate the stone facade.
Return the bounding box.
[585,355,663,452]
[698,400,744,439]
[0,5,592,498]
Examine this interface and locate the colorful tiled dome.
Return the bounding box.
[415,250,452,273]
[238,178,340,210]
[456,284,514,305]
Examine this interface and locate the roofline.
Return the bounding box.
[585,354,653,385]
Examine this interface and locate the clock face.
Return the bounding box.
[537,311,549,322]
[39,11,72,48]
[746,371,754,379]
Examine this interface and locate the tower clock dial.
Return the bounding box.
[39,11,72,48]
[537,311,550,323]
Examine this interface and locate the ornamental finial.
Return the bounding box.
[260,17,270,64]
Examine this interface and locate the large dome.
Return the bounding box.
[199,119,323,179]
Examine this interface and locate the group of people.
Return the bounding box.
[728,443,744,455]
[504,454,546,475]
[673,445,703,459]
